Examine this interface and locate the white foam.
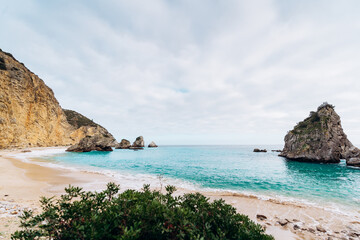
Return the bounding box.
[9,148,360,220]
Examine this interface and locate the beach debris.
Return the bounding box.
[148,141,158,148]
[307,227,316,233]
[277,219,288,226]
[21,149,31,153]
[316,225,327,233]
[293,224,300,230]
[256,214,267,221]
[253,148,267,153]
[292,219,300,222]
[115,139,131,149]
[348,231,360,237]
[0,201,26,217]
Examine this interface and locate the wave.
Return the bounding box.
[10,147,360,219]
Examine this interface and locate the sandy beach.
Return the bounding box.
[1,148,360,240]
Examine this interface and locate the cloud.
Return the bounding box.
[1,0,360,144]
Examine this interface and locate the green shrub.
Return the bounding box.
[12,183,273,240]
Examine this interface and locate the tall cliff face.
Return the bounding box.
[280,103,358,163]
[0,49,74,148]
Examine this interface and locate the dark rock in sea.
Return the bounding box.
[148,141,158,148]
[254,148,267,152]
[115,139,131,149]
[271,150,282,152]
[131,136,144,149]
[66,134,113,152]
[279,102,360,164]
[346,158,360,167]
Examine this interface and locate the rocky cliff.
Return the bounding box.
[0,49,74,148]
[0,49,116,149]
[279,103,359,163]
[63,109,117,145]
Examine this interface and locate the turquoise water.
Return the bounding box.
[42,145,360,210]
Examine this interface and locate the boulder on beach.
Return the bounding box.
[148,141,158,148]
[279,102,360,164]
[66,133,114,152]
[115,139,131,149]
[131,136,144,149]
[254,148,267,153]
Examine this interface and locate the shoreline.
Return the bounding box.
[1,148,360,239]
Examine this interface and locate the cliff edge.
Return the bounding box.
[0,49,116,149]
[0,49,74,148]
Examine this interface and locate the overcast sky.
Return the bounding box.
[1,0,360,145]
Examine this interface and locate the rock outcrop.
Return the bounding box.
[148,141,158,148]
[0,49,74,148]
[63,109,117,146]
[131,136,144,149]
[254,148,267,153]
[280,103,360,163]
[347,158,360,167]
[115,139,131,149]
[66,133,114,152]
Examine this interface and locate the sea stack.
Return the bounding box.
[115,139,131,149]
[148,141,158,148]
[280,102,360,163]
[131,136,144,149]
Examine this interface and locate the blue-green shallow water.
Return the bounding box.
[41,145,360,211]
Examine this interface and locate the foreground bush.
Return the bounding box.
[12,183,273,240]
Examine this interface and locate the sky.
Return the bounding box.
[1,0,360,145]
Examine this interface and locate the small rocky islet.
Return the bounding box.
[279,102,360,167]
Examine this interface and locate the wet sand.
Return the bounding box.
[1,147,359,240]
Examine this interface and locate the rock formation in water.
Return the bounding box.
[0,49,74,148]
[66,133,114,152]
[346,158,360,167]
[131,136,144,149]
[63,109,117,146]
[115,139,131,149]
[280,103,360,163]
[253,148,267,153]
[148,141,158,148]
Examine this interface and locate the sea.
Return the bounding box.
[22,145,360,215]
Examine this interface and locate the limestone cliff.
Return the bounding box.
[0,49,74,148]
[63,109,117,146]
[0,49,116,149]
[279,103,358,163]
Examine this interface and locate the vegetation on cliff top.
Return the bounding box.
[291,109,330,135]
[63,109,101,129]
[12,183,273,240]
